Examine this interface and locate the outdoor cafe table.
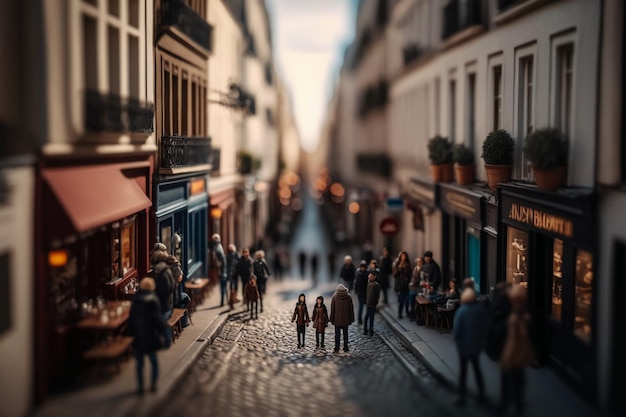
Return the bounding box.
[77,301,131,345]
[415,295,435,326]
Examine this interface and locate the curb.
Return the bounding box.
[379,306,454,390]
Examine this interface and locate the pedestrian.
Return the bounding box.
[421,250,442,292]
[354,260,369,325]
[226,244,240,292]
[299,251,307,278]
[361,240,373,264]
[378,247,393,304]
[236,248,253,304]
[498,285,535,416]
[339,255,356,292]
[150,244,178,325]
[363,271,381,336]
[311,296,329,348]
[311,253,319,285]
[244,275,260,320]
[210,234,227,306]
[253,250,271,312]
[329,283,355,353]
[409,257,423,320]
[272,249,283,281]
[328,251,336,277]
[393,251,412,319]
[128,277,167,395]
[291,293,310,348]
[452,288,489,406]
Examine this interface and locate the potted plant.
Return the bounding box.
[427,136,453,182]
[482,129,515,191]
[523,128,568,190]
[237,150,254,174]
[453,143,475,185]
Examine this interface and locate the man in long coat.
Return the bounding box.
[329,283,355,353]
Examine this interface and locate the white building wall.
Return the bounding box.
[0,167,35,417]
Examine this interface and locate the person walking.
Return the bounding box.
[236,248,253,304]
[328,251,337,277]
[298,251,307,278]
[128,277,167,395]
[409,257,423,320]
[253,250,271,312]
[329,283,355,353]
[363,271,380,336]
[291,293,310,348]
[498,285,535,416]
[378,247,393,304]
[311,253,319,285]
[211,234,227,307]
[311,296,329,348]
[339,255,356,292]
[354,260,369,325]
[226,244,240,292]
[393,251,412,319]
[452,288,490,406]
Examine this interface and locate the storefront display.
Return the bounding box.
[506,226,528,287]
[552,239,563,322]
[574,250,593,343]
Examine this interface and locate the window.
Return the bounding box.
[79,0,144,98]
[111,216,136,278]
[159,53,208,137]
[493,65,502,130]
[506,226,528,287]
[551,238,564,322]
[574,249,593,343]
[467,72,476,147]
[555,44,574,137]
[515,49,535,179]
[434,77,441,134]
[449,79,456,140]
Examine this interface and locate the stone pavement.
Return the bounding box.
[32,281,241,417]
[378,294,609,417]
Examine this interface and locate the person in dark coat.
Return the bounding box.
[244,275,261,320]
[311,296,329,348]
[129,277,167,395]
[226,244,240,291]
[151,247,176,320]
[298,251,307,278]
[253,250,271,312]
[393,251,412,319]
[339,255,356,292]
[310,253,319,285]
[291,293,310,348]
[211,234,227,306]
[378,247,393,304]
[421,250,442,291]
[452,288,490,406]
[363,271,381,336]
[236,248,253,303]
[330,283,355,353]
[328,251,337,277]
[354,260,369,325]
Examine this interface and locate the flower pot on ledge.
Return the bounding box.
[532,164,566,191]
[431,163,454,183]
[484,164,512,191]
[455,164,475,186]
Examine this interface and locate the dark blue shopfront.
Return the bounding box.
[155,176,208,280]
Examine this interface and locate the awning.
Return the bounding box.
[42,164,152,233]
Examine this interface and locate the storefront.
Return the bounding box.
[155,175,208,281]
[36,154,153,395]
[499,183,596,387]
[403,177,440,267]
[438,183,489,293]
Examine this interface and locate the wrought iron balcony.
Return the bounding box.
[160,0,212,52]
[442,0,483,40]
[209,147,221,176]
[160,136,211,169]
[85,90,154,133]
[498,0,527,11]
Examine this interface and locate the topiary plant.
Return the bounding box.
[427,136,453,165]
[523,128,569,170]
[482,129,515,165]
[453,143,474,166]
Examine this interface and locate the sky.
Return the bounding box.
[265,0,359,153]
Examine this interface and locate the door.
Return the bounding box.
[467,233,480,293]
[611,242,626,415]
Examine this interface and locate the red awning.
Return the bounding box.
[42,164,151,232]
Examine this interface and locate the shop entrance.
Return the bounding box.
[611,242,626,415]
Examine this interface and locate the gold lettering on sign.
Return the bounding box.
[445,192,475,217]
[508,203,574,238]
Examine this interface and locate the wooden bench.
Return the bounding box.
[184,278,210,312]
[82,336,133,374]
[168,308,187,343]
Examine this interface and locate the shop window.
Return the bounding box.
[160,222,172,255]
[492,65,502,130]
[111,217,136,278]
[0,253,10,334]
[574,249,593,343]
[449,79,456,140]
[551,238,564,322]
[506,226,528,287]
[514,44,536,179]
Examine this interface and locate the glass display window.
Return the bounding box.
[111,216,137,279]
[506,226,529,287]
[551,239,564,322]
[574,249,593,343]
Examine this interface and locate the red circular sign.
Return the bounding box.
[379,217,400,237]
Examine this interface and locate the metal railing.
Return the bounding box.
[498,0,527,11]
[85,90,154,133]
[160,136,211,169]
[160,0,212,52]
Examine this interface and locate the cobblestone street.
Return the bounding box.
[153,281,453,417]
